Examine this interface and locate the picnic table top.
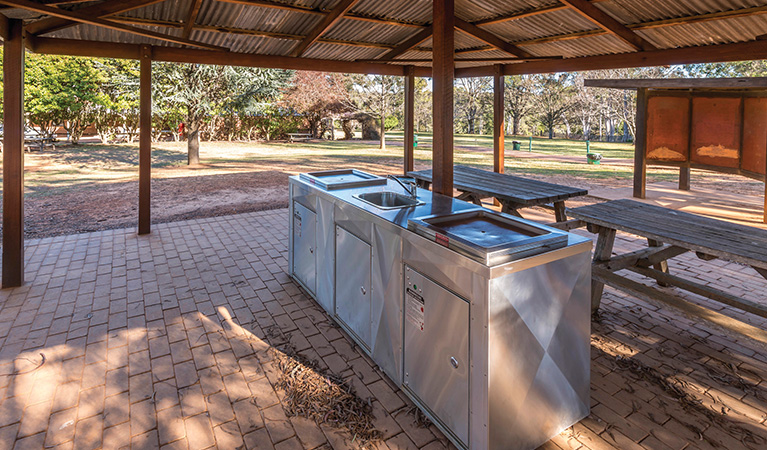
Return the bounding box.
[568,199,767,269]
[407,165,588,206]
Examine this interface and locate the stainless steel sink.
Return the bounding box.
[354,191,425,210]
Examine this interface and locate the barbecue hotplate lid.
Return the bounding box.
[408,209,568,265]
[299,169,386,190]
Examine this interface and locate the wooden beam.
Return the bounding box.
[357,56,560,63]
[403,65,415,174]
[3,19,24,288]
[291,0,360,57]
[219,0,424,28]
[182,0,204,40]
[634,88,648,199]
[454,17,533,58]
[493,64,504,174]
[432,0,454,196]
[503,39,767,75]
[138,45,152,235]
[585,77,767,89]
[0,12,8,40]
[26,0,165,35]
[559,0,656,51]
[0,0,228,51]
[377,25,432,61]
[32,36,433,76]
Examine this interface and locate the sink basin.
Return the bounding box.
[354,191,425,210]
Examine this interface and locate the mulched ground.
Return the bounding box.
[17,170,290,240]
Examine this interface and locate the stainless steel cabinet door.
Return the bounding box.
[335,226,372,348]
[404,266,469,447]
[292,202,316,295]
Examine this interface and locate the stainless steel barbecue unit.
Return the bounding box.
[288,170,592,450]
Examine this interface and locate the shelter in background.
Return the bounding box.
[586,78,767,223]
[4,0,767,290]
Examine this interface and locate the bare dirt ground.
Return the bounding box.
[2,139,765,240]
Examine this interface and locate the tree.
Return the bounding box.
[504,75,536,135]
[25,54,105,143]
[533,73,575,139]
[283,71,352,140]
[455,77,491,134]
[153,63,290,164]
[350,74,402,149]
[92,59,140,143]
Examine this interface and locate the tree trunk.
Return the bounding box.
[512,116,521,135]
[379,114,385,150]
[188,125,200,165]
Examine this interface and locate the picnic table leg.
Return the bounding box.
[591,227,617,313]
[553,201,567,223]
[647,238,670,287]
[500,202,523,217]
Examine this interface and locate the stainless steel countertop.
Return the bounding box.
[291,175,481,229]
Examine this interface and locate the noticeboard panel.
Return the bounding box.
[742,97,767,175]
[690,97,742,169]
[646,96,689,162]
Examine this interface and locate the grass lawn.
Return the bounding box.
[10,133,682,197]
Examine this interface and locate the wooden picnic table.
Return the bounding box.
[569,199,767,343]
[408,165,588,228]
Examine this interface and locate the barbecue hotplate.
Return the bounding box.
[300,169,386,190]
[408,209,568,265]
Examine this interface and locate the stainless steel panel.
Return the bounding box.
[370,224,403,384]
[404,266,469,448]
[315,197,335,313]
[292,201,316,295]
[300,169,386,190]
[335,226,372,348]
[408,209,568,266]
[486,251,591,450]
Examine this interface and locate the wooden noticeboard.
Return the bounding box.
[640,90,767,223]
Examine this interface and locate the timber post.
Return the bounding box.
[2,19,25,288]
[633,87,648,199]
[403,65,415,174]
[493,64,505,174]
[431,0,454,196]
[138,44,152,235]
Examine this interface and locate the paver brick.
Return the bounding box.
[1,209,766,450]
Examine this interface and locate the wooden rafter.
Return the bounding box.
[26,0,166,35]
[376,25,432,61]
[183,0,204,40]
[290,0,359,57]
[454,17,533,58]
[558,0,656,51]
[109,16,396,50]
[473,0,609,26]
[0,0,227,50]
[219,0,424,28]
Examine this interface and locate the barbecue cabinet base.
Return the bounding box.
[288,174,592,450]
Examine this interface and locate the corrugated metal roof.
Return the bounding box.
[12,0,767,70]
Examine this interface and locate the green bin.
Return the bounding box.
[512,140,521,151]
[413,134,418,147]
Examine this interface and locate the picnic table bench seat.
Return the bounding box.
[569,199,767,343]
[408,165,588,228]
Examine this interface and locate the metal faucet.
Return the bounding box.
[387,175,418,199]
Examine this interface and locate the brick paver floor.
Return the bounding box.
[0,209,766,450]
